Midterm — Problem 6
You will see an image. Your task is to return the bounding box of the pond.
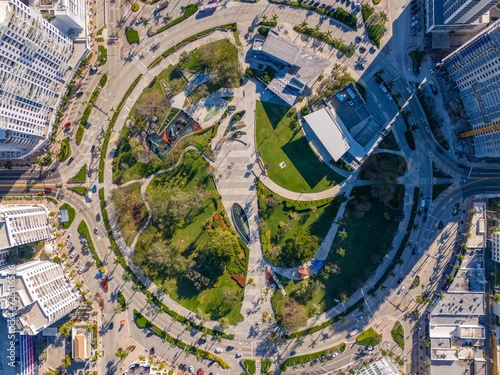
[231,203,250,242]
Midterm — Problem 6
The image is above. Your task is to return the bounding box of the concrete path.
[211,81,275,339]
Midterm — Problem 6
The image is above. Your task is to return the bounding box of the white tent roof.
[303,108,350,161]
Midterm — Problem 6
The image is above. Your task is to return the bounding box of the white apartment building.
[0,0,74,159]
[426,0,497,33]
[0,259,80,335]
[35,0,87,36]
[442,21,500,157]
[0,205,52,266]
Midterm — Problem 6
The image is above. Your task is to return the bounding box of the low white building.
[0,205,52,266]
[0,259,79,335]
[72,322,92,362]
[355,357,402,374]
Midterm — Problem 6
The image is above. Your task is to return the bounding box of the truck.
[346,87,356,99]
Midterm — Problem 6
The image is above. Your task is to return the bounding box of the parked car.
[87,169,92,178]
[349,329,358,337]
[214,348,222,354]
[92,184,97,193]
[235,353,242,358]
[397,278,403,284]
[96,214,100,222]
[397,286,406,295]
[91,145,95,154]
[90,66,98,74]
[406,86,413,94]
[67,157,74,165]
[94,228,99,235]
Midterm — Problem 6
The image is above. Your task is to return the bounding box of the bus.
[200,4,217,12]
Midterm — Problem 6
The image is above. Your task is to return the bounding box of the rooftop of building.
[431,291,484,317]
[467,201,486,249]
[252,33,331,84]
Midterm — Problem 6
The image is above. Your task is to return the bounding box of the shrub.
[148,4,198,36]
[97,45,107,66]
[125,29,140,44]
[131,2,139,11]
[258,26,270,37]
[58,138,71,162]
[99,74,108,88]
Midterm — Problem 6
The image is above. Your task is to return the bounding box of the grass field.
[69,164,87,183]
[256,101,344,193]
[272,184,404,318]
[134,151,246,325]
[112,182,148,246]
[356,328,382,346]
[391,322,405,349]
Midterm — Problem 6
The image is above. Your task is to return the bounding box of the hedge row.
[134,310,230,369]
[147,4,198,36]
[98,74,143,183]
[280,343,346,371]
[270,0,358,30]
[148,23,238,69]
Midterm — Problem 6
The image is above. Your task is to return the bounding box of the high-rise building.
[0,0,74,159]
[0,205,52,266]
[426,0,498,33]
[0,259,80,335]
[442,21,500,157]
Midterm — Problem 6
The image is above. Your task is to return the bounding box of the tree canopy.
[281,227,318,267]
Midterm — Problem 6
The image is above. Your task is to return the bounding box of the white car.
[188,366,194,373]
[397,286,406,296]
[406,86,413,94]
[355,315,364,323]
[67,234,72,239]
[215,348,222,354]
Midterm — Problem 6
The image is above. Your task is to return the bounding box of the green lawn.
[391,322,405,349]
[112,182,148,246]
[242,360,256,374]
[356,328,382,346]
[134,151,246,325]
[272,184,404,320]
[125,29,140,44]
[256,101,344,193]
[69,164,87,183]
[257,181,342,267]
[97,45,107,66]
[70,186,87,196]
[60,203,75,229]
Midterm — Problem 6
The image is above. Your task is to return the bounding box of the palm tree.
[261,14,268,23]
[393,92,402,103]
[271,14,278,24]
[336,247,346,257]
[75,281,83,289]
[324,29,332,42]
[74,70,83,79]
[138,355,146,362]
[142,17,149,26]
[412,223,420,231]
[385,80,395,91]
[375,68,384,78]
[339,315,348,323]
[379,11,388,23]
[380,285,387,291]
[338,230,348,241]
[395,258,404,266]
[313,24,321,36]
[300,20,308,31]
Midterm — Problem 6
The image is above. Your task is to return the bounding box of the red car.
[197,369,205,375]
[63,121,72,128]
